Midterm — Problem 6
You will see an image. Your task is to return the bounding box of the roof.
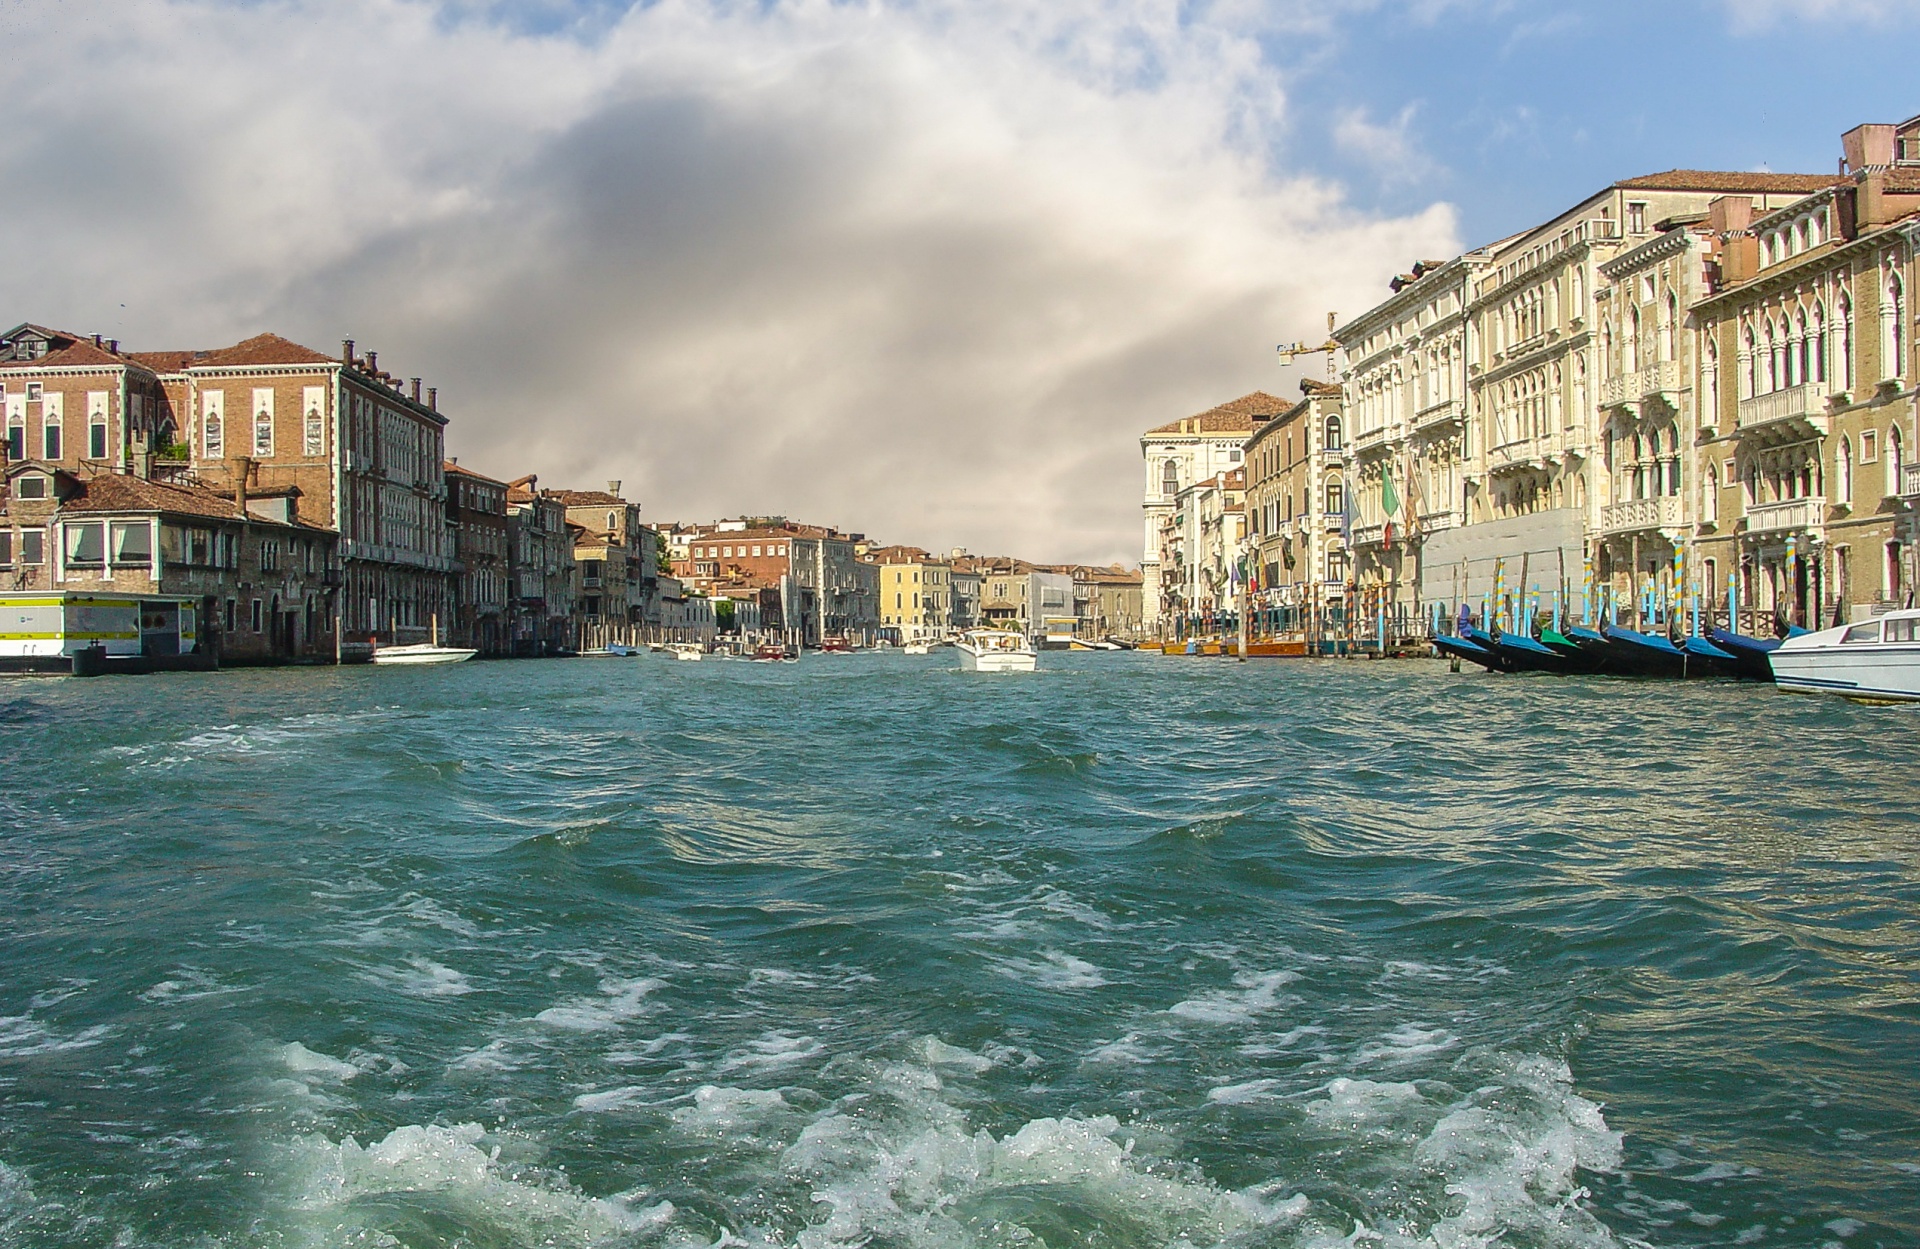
[128,351,198,373]
[1144,391,1289,436]
[545,490,629,507]
[444,461,507,486]
[51,471,319,529]
[1612,170,1844,194]
[187,333,338,368]
[0,326,145,372]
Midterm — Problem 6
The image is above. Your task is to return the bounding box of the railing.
[1744,495,1827,535]
[1599,495,1683,534]
[1416,509,1457,534]
[1412,399,1463,432]
[1598,359,1680,409]
[1322,513,1343,532]
[1350,424,1393,451]
[1737,382,1828,435]
[1903,462,1920,498]
[1350,521,1387,548]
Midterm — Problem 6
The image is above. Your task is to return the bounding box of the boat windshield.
[1885,617,1919,643]
[1842,622,1881,644]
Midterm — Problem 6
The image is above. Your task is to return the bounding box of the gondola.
[1432,632,1503,671]
[1706,625,1806,682]
[1538,627,1607,674]
[1679,635,1742,679]
[1488,629,1586,674]
[1598,624,1689,678]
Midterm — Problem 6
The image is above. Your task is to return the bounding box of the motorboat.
[372,617,476,665]
[957,628,1037,673]
[902,642,930,655]
[1769,610,1920,702]
[372,642,477,666]
[666,642,705,661]
[752,642,797,662]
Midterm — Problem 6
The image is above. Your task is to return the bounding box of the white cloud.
[1722,0,1920,30]
[0,0,1455,563]
[1332,104,1439,186]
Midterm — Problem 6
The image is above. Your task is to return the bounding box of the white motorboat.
[957,628,1037,673]
[902,642,930,655]
[1770,609,1920,702]
[666,642,705,661]
[372,642,477,666]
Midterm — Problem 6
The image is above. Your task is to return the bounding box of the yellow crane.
[1276,311,1339,375]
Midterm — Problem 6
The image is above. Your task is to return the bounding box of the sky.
[1,0,1916,564]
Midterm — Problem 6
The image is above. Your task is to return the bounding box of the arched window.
[1791,308,1807,387]
[1742,323,1758,399]
[1161,459,1179,498]
[1705,338,1720,420]
[1324,477,1344,517]
[1663,292,1678,362]
[1626,307,1640,372]
[1889,426,1905,497]
[1812,303,1827,384]
[1324,416,1343,451]
[1704,462,1719,524]
[607,511,619,532]
[1838,435,1853,504]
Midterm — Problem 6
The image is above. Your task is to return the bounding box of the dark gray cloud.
[0,0,1455,563]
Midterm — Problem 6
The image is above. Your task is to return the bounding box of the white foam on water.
[281,1043,362,1083]
[1167,970,1300,1024]
[748,968,817,987]
[361,955,475,998]
[1082,1033,1157,1065]
[671,1085,791,1130]
[1303,1077,1427,1136]
[281,1122,662,1248]
[1206,1078,1286,1104]
[1353,1024,1459,1067]
[716,1031,826,1074]
[449,1039,523,1072]
[991,951,1109,989]
[138,968,243,1004]
[534,976,665,1032]
[0,1014,110,1058]
[1239,1024,1328,1057]
[572,1085,654,1113]
[916,1036,995,1073]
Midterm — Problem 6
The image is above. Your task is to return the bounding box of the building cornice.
[1691,227,1892,317]
[1598,228,1696,280]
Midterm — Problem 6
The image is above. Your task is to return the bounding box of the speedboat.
[666,643,704,661]
[372,642,477,666]
[902,642,930,655]
[957,628,1037,672]
[1769,610,1920,702]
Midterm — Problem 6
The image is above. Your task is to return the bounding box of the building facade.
[445,462,509,654]
[1139,393,1280,631]
[1243,380,1349,640]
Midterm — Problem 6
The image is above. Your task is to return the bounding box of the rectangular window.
[1627,202,1648,234]
[111,521,152,565]
[217,532,238,568]
[26,382,42,402]
[1862,430,1878,463]
[252,388,274,456]
[5,394,22,461]
[203,390,224,457]
[42,392,62,459]
[0,531,10,565]
[225,599,236,634]
[20,530,44,564]
[64,521,105,566]
[15,474,46,500]
[250,599,263,633]
[302,386,325,456]
[260,540,280,573]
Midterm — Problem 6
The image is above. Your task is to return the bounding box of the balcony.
[1416,508,1457,535]
[1744,496,1827,536]
[1598,359,1681,410]
[1904,462,1920,499]
[1350,521,1387,548]
[1599,494,1683,535]
[1350,424,1393,452]
[1736,383,1830,443]
[1412,399,1463,435]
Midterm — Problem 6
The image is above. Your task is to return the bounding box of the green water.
[0,653,1914,1247]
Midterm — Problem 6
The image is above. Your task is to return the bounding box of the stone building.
[1,459,338,666]
[1139,393,1279,630]
[0,326,174,468]
[1690,119,1920,629]
[506,476,576,655]
[548,483,651,648]
[865,545,953,643]
[1333,250,1490,634]
[1242,379,1348,640]
[1068,565,1144,640]
[445,462,509,655]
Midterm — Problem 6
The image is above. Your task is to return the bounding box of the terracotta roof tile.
[444,461,508,486]
[187,333,338,368]
[545,490,629,507]
[57,472,321,528]
[0,339,137,370]
[1611,170,1844,194]
[1144,391,1289,436]
[128,350,197,373]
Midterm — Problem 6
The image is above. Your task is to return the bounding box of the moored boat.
[1769,610,1920,702]
[372,642,477,666]
[666,642,705,661]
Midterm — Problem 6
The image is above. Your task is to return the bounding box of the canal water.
[0,653,1914,1248]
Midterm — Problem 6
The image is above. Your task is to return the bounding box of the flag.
[1381,469,1400,518]
[1340,489,1354,543]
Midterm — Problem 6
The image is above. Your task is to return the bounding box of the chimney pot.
[427,387,437,411]
[366,350,378,374]
[92,333,101,347]
[607,480,622,496]
[108,339,117,354]
[342,339,354,365]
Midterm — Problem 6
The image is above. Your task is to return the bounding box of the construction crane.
[1276,312,1339,377]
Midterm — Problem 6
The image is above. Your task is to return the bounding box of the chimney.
[366,350,378,375]
[92,333,101,347]
[410,378,422,402]
[1843,123,1896,174]
[1706,195,1753,235]
[427,387,437,411]
[107,339,117,354]
[342,339,355,365]
[131,430,152,481]
[607,480,622,496]
[230,455,253,517]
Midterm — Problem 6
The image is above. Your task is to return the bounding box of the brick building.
[1,325,174,468]
[445,462,509,655]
